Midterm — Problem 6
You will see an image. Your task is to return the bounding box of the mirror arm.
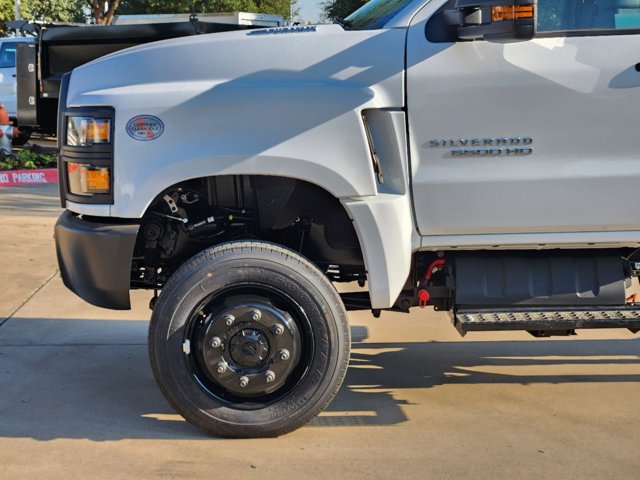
[442,0,536,42]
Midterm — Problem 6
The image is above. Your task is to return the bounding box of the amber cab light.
[491,5,534,22]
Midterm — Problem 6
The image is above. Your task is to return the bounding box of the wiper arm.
[334,17,352,30]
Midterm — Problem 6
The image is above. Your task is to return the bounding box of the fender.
[344,193,416,309]
[65,25,411,308]
[66,26,407,217]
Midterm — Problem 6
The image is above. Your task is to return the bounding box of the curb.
[0,168,58,187]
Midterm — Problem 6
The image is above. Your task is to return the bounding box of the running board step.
[453,307,640,337]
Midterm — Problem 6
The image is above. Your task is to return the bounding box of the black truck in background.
[8,15,280,137]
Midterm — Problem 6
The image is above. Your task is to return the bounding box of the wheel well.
[131,175,365,289]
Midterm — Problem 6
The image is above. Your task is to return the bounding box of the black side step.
[453,307,640,336]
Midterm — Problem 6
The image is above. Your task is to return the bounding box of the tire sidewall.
[149,244,349,436]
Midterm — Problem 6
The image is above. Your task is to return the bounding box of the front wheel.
[148,240,350,438]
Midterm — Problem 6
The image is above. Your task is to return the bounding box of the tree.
[254,0,296,21]
[321,0,364,22]
[118,0,295,22]
[22,0,86,23]
[90,1,121,24]
[1,0,299,32]
[0,0,15,35]
[1,0,87,31]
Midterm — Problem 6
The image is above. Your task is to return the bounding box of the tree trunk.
[91,0,121,25]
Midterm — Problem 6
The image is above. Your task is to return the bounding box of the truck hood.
[67,24,406,109]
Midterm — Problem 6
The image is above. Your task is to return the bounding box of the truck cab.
[54,0,640,438]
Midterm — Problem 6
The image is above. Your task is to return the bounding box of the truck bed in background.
[10,14,283,135]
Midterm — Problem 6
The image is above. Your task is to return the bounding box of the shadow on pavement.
[0,318,638,440]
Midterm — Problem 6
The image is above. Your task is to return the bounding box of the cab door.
[407,0,640,239]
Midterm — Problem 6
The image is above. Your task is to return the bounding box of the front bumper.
[55,211,140,310]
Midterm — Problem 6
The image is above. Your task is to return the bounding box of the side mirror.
[443,0,536,42]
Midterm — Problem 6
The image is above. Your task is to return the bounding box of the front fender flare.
[343,193,414,309]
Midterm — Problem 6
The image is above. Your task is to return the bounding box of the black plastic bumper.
[55,211,140,310]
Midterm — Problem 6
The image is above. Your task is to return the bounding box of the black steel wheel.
[149,240,350,437]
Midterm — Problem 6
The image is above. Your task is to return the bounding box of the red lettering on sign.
[0,168,58,187]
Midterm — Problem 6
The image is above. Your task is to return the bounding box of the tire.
[12,128,32,146]
[148,240,350,438]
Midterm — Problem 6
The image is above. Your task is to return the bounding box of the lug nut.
[265,370,275,383]
[224,314,235,326]
[251,309,262,321]
[272,324,284,336]
[239,376,249,388]
[279,349,290,361]
[211,336,222,348]
[216,362,227,374]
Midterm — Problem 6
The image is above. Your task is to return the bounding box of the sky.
[297,0,323,23]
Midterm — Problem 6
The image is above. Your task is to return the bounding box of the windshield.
[344,0,415,30]
[0,42,17,69]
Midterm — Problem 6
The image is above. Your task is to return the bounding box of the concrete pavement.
[0,185,639,479]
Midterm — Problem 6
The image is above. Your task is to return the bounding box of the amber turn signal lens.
[87,120,110,143]
[83,167,110,193]
[67,162,111,195]
[491,5,534,22]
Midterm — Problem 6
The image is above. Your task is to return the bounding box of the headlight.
[66,117,111,147]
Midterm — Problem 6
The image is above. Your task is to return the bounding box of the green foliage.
[41,155,56,167]
[256,0,298,20]
[1,0,299,30]
[22,0,87,23]
[118,0,296,21]
[16,149,39,167]
[321,0,365,21]
[0,0,86,32]
[0,149,56,170]
[0,153,18,170]
[0,0,16,34]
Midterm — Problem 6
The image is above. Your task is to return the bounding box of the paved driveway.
[1,185,638,479]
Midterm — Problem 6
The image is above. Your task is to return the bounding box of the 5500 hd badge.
[429,137,533,157]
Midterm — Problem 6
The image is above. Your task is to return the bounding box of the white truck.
[0,36,35,144]
[54,0,640,437]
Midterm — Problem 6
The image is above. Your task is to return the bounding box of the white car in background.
[0,36,34,144]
